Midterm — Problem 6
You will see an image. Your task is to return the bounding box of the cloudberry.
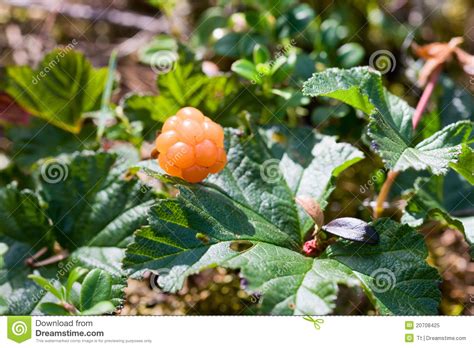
[155,107,227,183]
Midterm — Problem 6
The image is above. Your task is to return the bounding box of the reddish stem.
[29,250,69,268]
[25,247,48,267]
[374,65,444,218]
[373,170,399,218]
[412,65,442,129]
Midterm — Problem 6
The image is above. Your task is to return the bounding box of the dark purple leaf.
[322,217,379,244]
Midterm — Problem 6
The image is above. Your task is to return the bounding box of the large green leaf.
[258,126,364,209]
[0,152,153,314]
[325,219,440,314]
[207,127,363,240]
[38,151,154,250]
[125,127,440,315]
[125,195,440,315]
[302,67,473,175]
[376,120,472,175]
[3,49,107,133]
[227,219,440,315]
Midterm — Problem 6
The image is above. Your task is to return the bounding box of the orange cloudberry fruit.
[155,107,227,183]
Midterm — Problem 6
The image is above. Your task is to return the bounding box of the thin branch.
[373,170,399,218]
[29,250,69,268]
[24,246,48,267]
[412,65,442,129]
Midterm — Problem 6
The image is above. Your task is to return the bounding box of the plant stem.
[97,49,118,141]
[29,250,69,268]
[374,65,443,218]
[373,170,399,218]
[25,246,48,267]
[412,65,442,129]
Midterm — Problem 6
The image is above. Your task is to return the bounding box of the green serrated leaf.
[325,219,440,315]
[0,183,51,247]
[37,151,154,250]
[258,126,364,209]
[303,67,383,115]
[125,200,440,314]
[120,94,168,135]
[3,49,107,133]
[125,127,439,315]
[303,67,473,175]
[0,151,150,315]
[382,120,471,175]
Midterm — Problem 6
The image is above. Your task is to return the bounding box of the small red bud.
[303,239,318,256]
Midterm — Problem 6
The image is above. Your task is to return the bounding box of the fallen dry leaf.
[412,37,473,86]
